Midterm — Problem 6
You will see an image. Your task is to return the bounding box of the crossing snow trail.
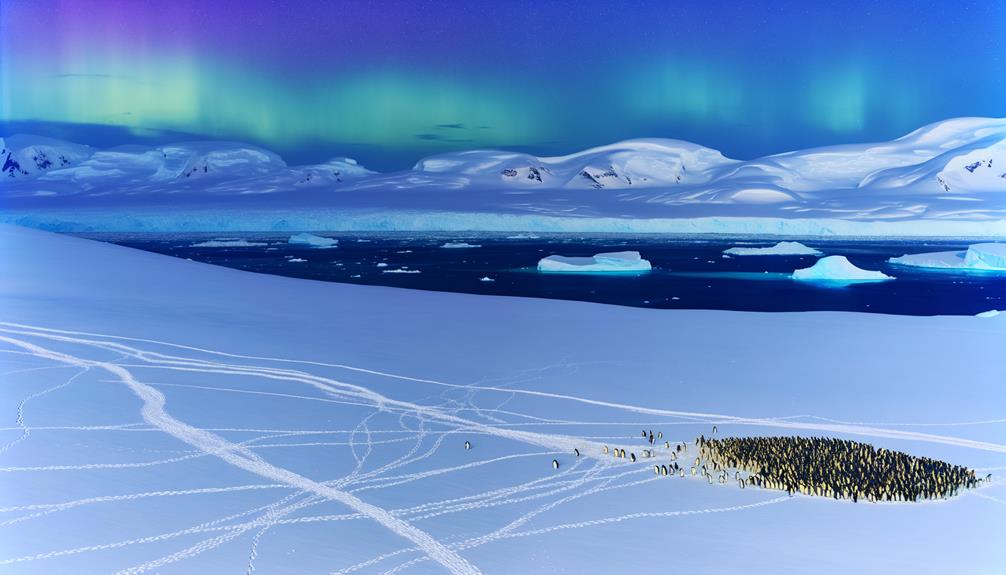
[0,334,486,575]
[3,321,1004,455]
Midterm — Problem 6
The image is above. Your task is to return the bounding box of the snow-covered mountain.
[413,139,735,190]
[1,135,92,179]
[2,117,1005,233]
[0,138,373,197]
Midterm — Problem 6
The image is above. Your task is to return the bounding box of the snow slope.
[0,225,1003,574]
[3,117,1006,234]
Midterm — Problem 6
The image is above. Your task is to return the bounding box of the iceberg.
[441,242,481,248]
[190,239,267,248]
[723,241,823,256]
[479,276,495,282]
[288,232,338,248]
[382,268,421,274]
[889,243,1006,271]
[792,256,894,282]
[538,251,652,273]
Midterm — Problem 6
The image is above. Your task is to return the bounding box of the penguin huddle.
[694,434,987,502]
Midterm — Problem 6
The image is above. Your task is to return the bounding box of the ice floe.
[538,251,652,273]
[723,241,823,256]
[890,243,1006,271]
[288,233,338,248]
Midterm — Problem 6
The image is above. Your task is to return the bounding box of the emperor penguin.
[679,469,685,477]
[603,445,609,454]
[630,452,637,463]
[712,425,718,434]
[552,459,560,470]
[464,441,471,450]
[665,441,670,449]
[642,430,647,438]
[654,465,661,475]
[661,465,668,476]
[574,448,580,457]
[657,432,663,439]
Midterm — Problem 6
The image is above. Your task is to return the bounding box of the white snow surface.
[890,243,1006,271]
[0,225,1003,574]
[792,256,894,282]
[723,241,823,256]
[5,117,1006,234]
[538,251,652,273]
[288,232,339,248]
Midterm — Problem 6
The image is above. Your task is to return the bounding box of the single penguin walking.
[574,448,580,457]
[552,459,560,470]
[464,441,471,450]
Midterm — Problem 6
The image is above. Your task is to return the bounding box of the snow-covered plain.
[0,225,1004,574]
[4,117,1006,235]
[537,251,652,273]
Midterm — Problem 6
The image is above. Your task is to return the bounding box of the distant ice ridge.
[723,241,823,256]
[976,310,1002,317]
[8,210,1006,237]
[288,232,338,248]
[441,242,481,249]
[889,243,1006,271]
[190,239,267,248]
[538,251,652,273]
[792,256,894,282]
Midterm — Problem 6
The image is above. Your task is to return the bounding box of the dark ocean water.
[78,233,1006,316]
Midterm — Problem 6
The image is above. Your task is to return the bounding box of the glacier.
[0,225,1003,574]
[792,256,894,282]
[3,117,1006,235]
[723,241,823,256]
[538,251,653,273]
[889,243,1006,271]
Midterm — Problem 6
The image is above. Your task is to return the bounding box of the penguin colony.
[696,435,987,502]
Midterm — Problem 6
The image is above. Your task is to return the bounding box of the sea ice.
[288,232,339,248]
[538,251,652,273]
[441,242,481,248]
[190,239,267,248]
[723,241,823,256]
[792,256,893,282]
[889,243,1006,271]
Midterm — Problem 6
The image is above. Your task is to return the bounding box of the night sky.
[2,0,1004,170]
